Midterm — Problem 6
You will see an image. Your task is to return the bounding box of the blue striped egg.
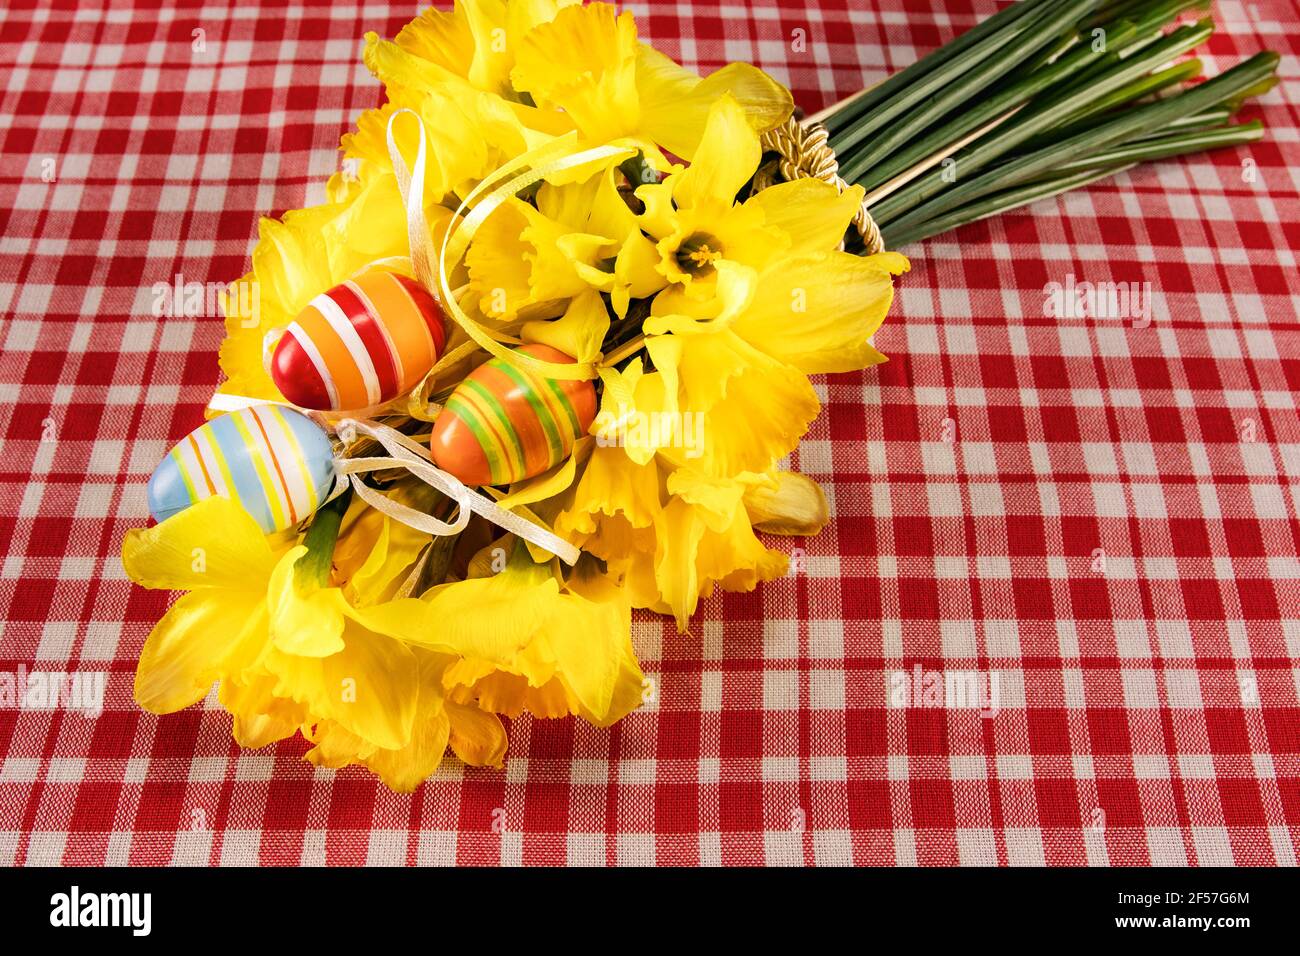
[148,406,336,534]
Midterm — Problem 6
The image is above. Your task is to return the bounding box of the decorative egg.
[270,270,446,412]
[148,406,336,534]
[430,344,597,486]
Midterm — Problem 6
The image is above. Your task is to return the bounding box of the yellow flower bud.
[743,472,829,536]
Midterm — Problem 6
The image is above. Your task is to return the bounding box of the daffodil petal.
[555,443,661,559]
[134,592,266,714]
[510,3,641,143]
[121,496,276,592]
[394,4,475,79]
[446,701,508,767]
[521,289,610,363]
[653,497,707,630]
[744,178,865,255]
[323,651,454,791]
[417,559,559,658]
[733,250,909,373]
[266,547,348,658]
[636,44,792,159]
[647,329,819,476]
[671,94,761,209]
[220,669,308,749]
[265,623,419,751]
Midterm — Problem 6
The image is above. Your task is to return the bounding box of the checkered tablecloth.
[1,0,1298,867]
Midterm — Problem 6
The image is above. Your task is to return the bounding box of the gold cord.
[754,115,885,255]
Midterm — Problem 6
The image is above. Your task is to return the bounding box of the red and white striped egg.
[270,270,446,412]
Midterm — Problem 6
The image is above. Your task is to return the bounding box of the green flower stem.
[827,0,1071,157]
[884,117,1262,248]
[882,163,1136,248]
[1222,73,1280,111]
[1021,58,1204,150]
[1087,0,1210,33]
[1133,107,1232,138]
[837,0,1100,188]
[1048,121,1264,174]
[878,51,1277,234]
[866,21,1221,225]
[295,485,352,589]
[847,19,1140,193]
[1073,57,1204,122]
[822,0,1050,136]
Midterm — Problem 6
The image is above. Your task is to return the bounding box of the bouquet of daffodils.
[123,0,1273,791]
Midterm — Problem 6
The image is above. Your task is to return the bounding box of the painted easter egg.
[148,405,336,534]
[430,344,597,486]
[270,270,446,412]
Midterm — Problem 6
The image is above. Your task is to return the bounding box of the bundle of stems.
[819,0,1278,248]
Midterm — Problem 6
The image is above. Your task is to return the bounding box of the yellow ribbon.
[386,108,633,383]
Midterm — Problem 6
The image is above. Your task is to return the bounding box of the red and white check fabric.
[1,0,1297,867]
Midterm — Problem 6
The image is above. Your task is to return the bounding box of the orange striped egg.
[270,270,446,412]
[430,344,597,486]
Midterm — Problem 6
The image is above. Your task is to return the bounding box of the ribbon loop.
[336,418,580,565]
[336,457,472,538]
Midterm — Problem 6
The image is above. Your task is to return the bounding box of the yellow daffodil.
[382,0,580,102]
[537,168,667,317]
[553,448,788,630]
[607,94,909,478]
[634,94,787,291]
[521,289,610,364]
[468,162,667,321]
[365,0,790,162]
[638,324,821,477]
[305,648,507,790]
[121,495,507,792]
[554,441,661,559]
[331,479,441,606]
[123,496,287,715]
[511,1,792,156]
[344,73,561,206]
[403,542,645,726]
[466,196,609,321]
[655,233,909,374]
[639,469,789,629]
[636,93,908,310]
[743,470,830,536]
[636,247,907,476]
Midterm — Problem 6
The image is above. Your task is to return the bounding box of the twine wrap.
[754,115,884,255]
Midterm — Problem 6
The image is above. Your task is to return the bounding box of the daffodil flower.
[121,495,509,792]
[485,0,790,156]
[466,165,667,321]
[403,542,646,726]
[554,439,662,559]
[554,455,788,630]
